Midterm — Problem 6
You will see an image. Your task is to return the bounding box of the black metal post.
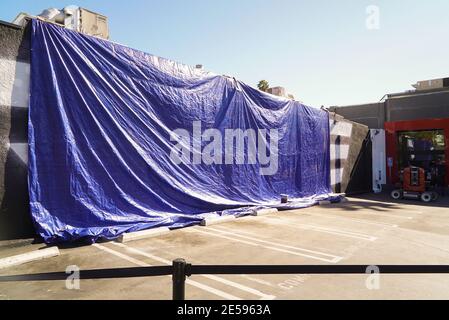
[172,258,188,300]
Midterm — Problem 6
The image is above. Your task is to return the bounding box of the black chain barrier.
[1,261,448,300]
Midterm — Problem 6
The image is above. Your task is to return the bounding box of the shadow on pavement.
[344,192,449,210]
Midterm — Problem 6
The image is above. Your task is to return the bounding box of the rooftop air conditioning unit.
[412,78,449,91]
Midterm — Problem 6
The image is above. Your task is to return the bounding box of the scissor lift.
[391,166,438,202]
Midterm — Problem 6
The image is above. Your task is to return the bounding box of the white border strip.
[0,59,30,109]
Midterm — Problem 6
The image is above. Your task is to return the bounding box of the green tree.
[257,80,269,92]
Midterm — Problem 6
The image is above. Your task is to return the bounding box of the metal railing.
[1,260,448,300]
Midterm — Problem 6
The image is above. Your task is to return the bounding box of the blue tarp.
[29,20,331,243]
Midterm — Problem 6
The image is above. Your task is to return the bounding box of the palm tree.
[257,80,269,92]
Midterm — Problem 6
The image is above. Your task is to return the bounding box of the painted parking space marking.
[93,243,242,300]
[93,243,148,266]
[188,227,342,263]
[239,275,276,287]
[111,242,275,300]
[207,227,344,263]
[336,211,413,220]
[261,216,377,241]
[311,213,399,228]
[115,239,278,294]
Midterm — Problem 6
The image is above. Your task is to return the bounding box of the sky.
[1,0,449,107]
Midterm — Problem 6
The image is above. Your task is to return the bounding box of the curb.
[0,247,60,270]
[200,215,236,226]
[118,227,171,243]
[251,208,278,216]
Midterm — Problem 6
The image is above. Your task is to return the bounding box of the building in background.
[267,86,295,100]
[12,5,109,40]
[329,78,449,193]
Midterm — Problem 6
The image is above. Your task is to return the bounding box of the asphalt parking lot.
[1,193,449,300]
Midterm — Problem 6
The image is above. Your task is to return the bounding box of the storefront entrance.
[397,129,446,188]
[385,118,449,189]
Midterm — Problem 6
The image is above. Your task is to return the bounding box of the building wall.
[385,93,449,190]
[330,88,449,192]
[386,91,449,122]
[328,102,385,129]
[330,89,449,129]
[0,21,33,240]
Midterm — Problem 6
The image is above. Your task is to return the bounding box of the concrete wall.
[0,21,33,240]
[329,113,371,194]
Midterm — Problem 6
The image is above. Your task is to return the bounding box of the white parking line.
[240,275,276,287]
[356,199,425,212]
[188,227,342,263]
[349,211,413,220]
[111,242,275,300]
[92,243,242,300]
[93,243,148,266]
[311,213,398,228]
[261,216,377,241]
